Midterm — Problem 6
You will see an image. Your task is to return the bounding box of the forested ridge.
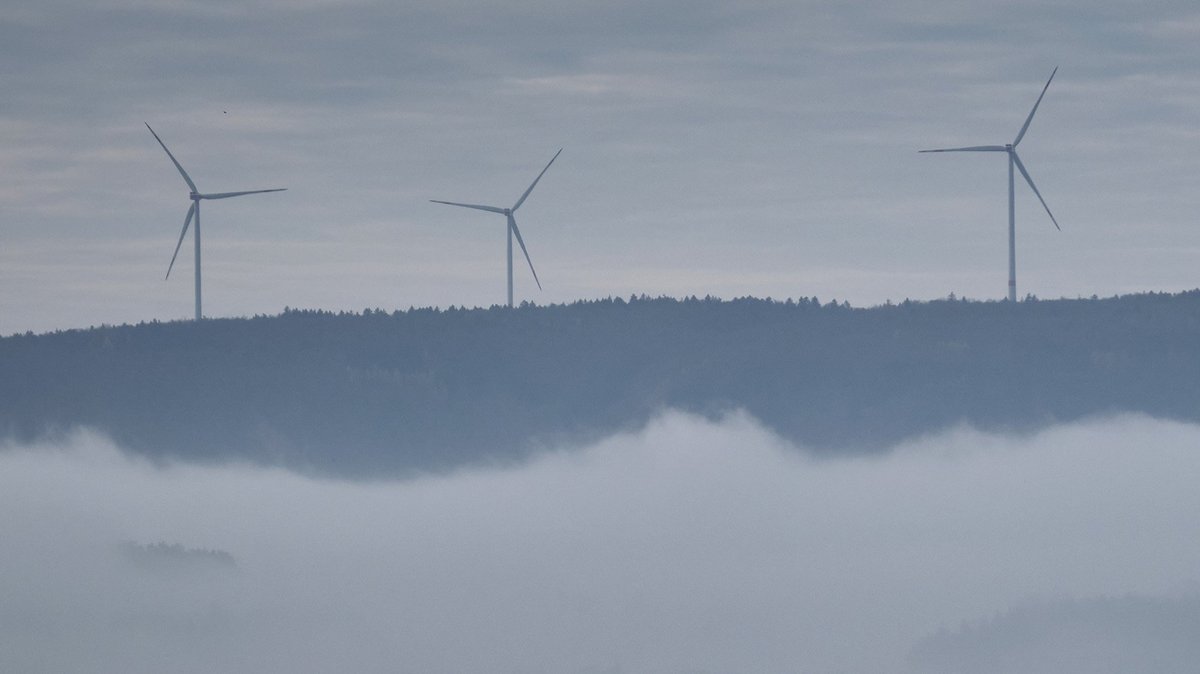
[3,292,1199,477]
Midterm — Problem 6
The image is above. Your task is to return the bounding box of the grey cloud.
[6,1,1200,331]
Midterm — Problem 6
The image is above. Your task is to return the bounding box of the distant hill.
[3,292,1199,477]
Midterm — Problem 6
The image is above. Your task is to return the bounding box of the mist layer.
[2,412,1198,673]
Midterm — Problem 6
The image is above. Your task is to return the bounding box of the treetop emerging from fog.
[3,291,1199,477]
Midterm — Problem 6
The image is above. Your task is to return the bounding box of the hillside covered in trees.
[2,292,1199,477]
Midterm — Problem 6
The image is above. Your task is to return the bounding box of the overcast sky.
[3,0,1200,333]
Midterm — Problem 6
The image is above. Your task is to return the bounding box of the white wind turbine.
[146,123,286,321]
[432,149,561,308]
[921,68,1061,302]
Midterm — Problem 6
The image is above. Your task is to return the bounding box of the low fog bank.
[2,413,1198,673]
[909,594,1200,674]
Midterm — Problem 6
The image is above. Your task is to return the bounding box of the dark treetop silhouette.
[3,292,1199,477]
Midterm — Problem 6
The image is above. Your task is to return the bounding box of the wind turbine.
[146,123,286,321]
[432,149,561,308]
[921,68,1061,302]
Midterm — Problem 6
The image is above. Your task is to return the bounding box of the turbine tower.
[146,123,286,320]
[432,149,561,308]
[921,68,1061,302]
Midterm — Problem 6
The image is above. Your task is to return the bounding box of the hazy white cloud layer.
[4,1,1200,333]
[2,412,1198,673]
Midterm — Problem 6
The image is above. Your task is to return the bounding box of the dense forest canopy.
[3,292,1199,477]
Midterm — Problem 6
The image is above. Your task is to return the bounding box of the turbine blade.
[512,148,562,212]
[429,200,507,214]
[919,145,1007,153]
[145,123,198,193]
[166,202,196,279]
[202,188,287,200]
[1013,66,1057,147]
[1012,151,1060,230]
[508,214,541,291]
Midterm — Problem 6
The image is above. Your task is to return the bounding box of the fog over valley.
[2,412,1198,673]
